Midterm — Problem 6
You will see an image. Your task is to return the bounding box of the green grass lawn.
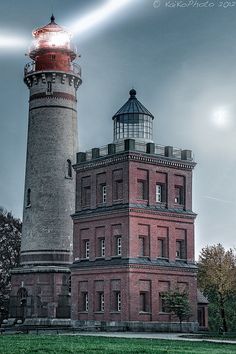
[181,334,236,341]
[0,335,235,354]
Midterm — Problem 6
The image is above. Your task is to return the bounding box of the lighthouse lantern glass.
[33,31,71,50]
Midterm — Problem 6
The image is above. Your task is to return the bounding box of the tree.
[162,289,191,331]
[198,244,236,332]
[0,208,21,323]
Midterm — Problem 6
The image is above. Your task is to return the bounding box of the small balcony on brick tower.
[71,89,199,332]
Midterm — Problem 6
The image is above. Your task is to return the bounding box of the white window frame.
[116,236,121,256]
[85,240,90,259]
[156,184,162,202]
[102,185,107,203]
[174,186,184,205]
[100,238,105,257]
[117,292,121,312]
[100,292,105,312]
[176,240,182,258]
[84,293,88,312]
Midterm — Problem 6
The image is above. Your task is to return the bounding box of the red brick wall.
[72,152,196,323]
[71,266,197,322]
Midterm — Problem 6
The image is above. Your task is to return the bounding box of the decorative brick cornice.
[73,151,196,172]
[71,258,198,273]
[30,91,76,102]
[72,204,196,221]
[11,265,71,274]
[24,71,81,89]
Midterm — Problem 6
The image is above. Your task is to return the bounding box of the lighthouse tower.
[9,16,81,323]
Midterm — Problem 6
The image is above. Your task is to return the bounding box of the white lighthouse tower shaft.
[22,61,80,266]
[9,16,81,322]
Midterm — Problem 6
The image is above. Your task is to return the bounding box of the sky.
[0,0,236,257]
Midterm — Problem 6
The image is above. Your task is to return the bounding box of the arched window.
[17,287,28,306]
[26,188,31,207]
[67,159,72,178]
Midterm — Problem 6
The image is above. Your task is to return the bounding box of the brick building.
[71,89,200,331]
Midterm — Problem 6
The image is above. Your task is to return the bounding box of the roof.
[33,14,67,37]
[197,289,209,304]
[112,89,154,120]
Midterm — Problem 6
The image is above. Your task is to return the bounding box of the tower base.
[9,266,71,321]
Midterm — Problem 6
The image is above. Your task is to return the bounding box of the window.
[82,186,91,207]
[17,287,28,307]
[116,236,122,256]
[176,240,186,259]
[46,81,52,94]
[116,292,121,312]
[98,292,104,312]
[26,188,31,207]
[82,292,88,312]
[68,276,71,294]
[137,180,147,200]
[158,238,166,258]
[174,186,184,205]
[67,159,72,178]
[156,184,166,203]
[156,184,162,202]
[139,292,149,312]
[84,240,89,259]
[139,236,149,257]
[102,184,107,203]
[159,293,167,313]
[139,237,145,257]
[51,54,56,61]
[114,180,123,200]
[100,238,105,257]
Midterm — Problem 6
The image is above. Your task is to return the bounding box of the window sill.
[110,311,121,314]
[81,205,91,210]
[157,257,169,261]
[174,204,185,209]
[113,199,123,203]
[159,312,171,315]
[65,176,73,180]
[138,256,150,260]
[80,258,90,261]
[97,203,107,208]
[176,258,187,262]
[78,311,88,314]
[25,205,31,209]
[155,202,167,208]
[94,311,104,314]
[139,311,151,315]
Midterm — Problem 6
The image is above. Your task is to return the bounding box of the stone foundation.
[9,266,71,320]
[71,320,199,333]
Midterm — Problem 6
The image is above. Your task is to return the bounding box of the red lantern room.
[28,15,77,73]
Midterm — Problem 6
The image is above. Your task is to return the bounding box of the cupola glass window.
[113,89,154,143]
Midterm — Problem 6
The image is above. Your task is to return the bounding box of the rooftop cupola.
[112,89,154,143]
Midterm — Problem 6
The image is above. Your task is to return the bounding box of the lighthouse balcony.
[24,61,81,78]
